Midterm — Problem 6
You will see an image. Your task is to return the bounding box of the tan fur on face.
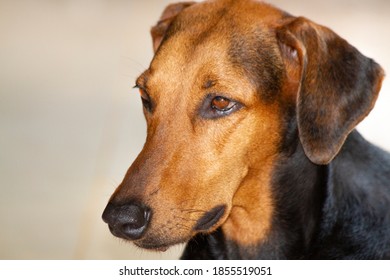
[222,168,274,245]
[220,96,280,247]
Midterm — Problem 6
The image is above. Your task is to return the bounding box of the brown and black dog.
[102,0,390,259]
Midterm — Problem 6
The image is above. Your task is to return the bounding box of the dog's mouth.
[132,204,227,251]
[194,205,226,231]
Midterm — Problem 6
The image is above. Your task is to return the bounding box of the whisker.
[177,198,198,205]
[173,215,199,222]
[179,208,207,214]
[175,223,192,231]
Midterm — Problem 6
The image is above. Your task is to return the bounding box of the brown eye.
[211,96,234,111]
[138,88,147,99]
[137,87,153,112]
[199,94,242,119]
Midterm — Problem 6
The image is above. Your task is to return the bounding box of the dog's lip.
[194,204,226,231]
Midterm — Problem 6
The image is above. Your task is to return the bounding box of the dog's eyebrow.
[135,72,149,89]
[202,79,217,90]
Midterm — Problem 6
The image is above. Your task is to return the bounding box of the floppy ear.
[277,17,385,165]
[151,2,196,53]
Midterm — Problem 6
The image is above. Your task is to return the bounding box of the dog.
[102,0,390,259]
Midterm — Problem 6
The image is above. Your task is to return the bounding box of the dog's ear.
[277,17,384,165]
[151,2,196,53]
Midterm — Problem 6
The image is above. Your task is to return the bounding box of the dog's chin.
[133,236,186,252]
[134,241,170,252]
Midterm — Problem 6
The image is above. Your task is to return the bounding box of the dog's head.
[103,0,384,251]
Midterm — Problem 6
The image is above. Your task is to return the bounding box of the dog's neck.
[264,141,328,259]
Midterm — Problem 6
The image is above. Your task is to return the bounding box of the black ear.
[277,17,385,164]
[150,2,196,53]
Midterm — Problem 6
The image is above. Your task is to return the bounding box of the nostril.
[120,206,151,239]
[122,223,137,233]
[102,202,151,240]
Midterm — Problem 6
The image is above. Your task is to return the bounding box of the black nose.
[102,202,151,240]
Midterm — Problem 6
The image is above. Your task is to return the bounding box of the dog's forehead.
[162,0,286,49]
[147,0,287,97]
[179,0,287,28]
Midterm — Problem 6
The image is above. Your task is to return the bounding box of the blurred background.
[0,0,389,259]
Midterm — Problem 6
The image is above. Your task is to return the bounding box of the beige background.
[1,0,389,259]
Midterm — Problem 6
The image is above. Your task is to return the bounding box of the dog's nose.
[102,202,151,240]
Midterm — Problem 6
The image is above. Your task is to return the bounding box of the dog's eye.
[211,96,235,112]
[199,94,242,119]
[137,87,153,112]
